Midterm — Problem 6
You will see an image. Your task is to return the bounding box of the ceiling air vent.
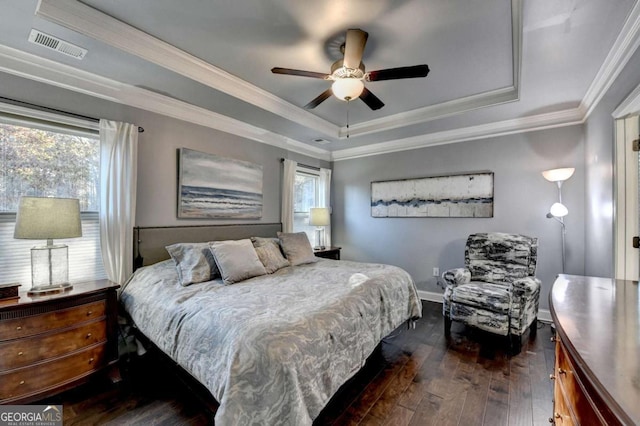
[312,138,331,145]
[28,29,87,60]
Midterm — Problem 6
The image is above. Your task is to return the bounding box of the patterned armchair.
[442,232,541,354]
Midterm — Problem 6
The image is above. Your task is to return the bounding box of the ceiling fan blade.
[367,64,430,81]
[304,88,333,109]
[271,67,329,79]
[343,29,368,69]
[359,87,384,110]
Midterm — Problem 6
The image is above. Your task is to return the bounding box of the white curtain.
[281,159,297,233]
[99,119,138,285]
[319,167,332,247]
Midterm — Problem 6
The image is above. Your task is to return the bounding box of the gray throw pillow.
[251,237,289,273]
[209,239,267,284]
[166,242,220,286]
[277,232,318,266]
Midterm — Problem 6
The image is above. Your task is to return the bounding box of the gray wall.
[0,72,328,228]
[332,125,586,310]
[584,47,640,278]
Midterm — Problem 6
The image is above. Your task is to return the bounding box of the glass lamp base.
[28,282,73,296]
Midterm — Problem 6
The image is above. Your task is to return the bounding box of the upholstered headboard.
[134,223,282,268]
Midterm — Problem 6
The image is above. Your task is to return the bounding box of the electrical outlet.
[433,267,440,276]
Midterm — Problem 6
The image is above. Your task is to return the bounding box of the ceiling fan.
[271,28,429,111]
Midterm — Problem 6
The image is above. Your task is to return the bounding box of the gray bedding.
[120,258,422,425]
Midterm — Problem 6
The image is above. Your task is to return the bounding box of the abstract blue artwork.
[371,172,493,218]
[178,148,263,218]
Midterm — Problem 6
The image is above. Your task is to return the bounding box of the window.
[0,119,105,285]
[293,167,320,245]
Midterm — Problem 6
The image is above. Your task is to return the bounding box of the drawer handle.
[17,351,23,356]
[19,380,25,385]
[16,326,22,331]
[550,336,556,343]
[558,368,567,376]
[89,357,94,364]
[86,333,92,339]
[549,374,556,380]
[87,311,93,316]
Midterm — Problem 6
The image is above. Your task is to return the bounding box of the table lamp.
[309,207,330,250]
[14,197,82,295]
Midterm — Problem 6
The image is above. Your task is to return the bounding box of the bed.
[120,224,422,425]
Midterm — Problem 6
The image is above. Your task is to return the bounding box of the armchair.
[442,232,541,354]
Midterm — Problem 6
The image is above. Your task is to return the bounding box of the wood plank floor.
[47,301,555,425]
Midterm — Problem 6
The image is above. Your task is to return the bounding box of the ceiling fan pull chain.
[346,100,350,139]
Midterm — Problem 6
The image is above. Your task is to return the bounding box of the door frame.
[613,85,640,280]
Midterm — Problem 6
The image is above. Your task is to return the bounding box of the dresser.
[0,280,120,404]
[549,274,640,425]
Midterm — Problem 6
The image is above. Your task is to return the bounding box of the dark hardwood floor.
[46,301,555,425]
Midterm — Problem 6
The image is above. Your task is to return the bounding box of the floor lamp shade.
[14,197,82,292]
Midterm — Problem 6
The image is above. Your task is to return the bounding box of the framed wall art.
[178,148,263,219]
[371,172,493,218]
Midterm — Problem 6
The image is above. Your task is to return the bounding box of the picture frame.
[371,172,494,218]
[178,148,263,219]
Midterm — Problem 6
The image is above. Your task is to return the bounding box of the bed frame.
[133,223,282,269]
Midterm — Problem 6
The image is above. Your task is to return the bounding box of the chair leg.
[509,334,522,355]
[529,317,538,339]
[444,316,452,337]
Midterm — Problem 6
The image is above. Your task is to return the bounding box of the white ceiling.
[0,0,637,160]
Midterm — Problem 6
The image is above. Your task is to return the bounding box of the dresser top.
[550,274,640,424]
[0,279,119,311]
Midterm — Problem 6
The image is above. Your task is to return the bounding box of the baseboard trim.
[417,290,552,323]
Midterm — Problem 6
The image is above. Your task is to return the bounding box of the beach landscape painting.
[178,148,263,218]
[371,172,493,218]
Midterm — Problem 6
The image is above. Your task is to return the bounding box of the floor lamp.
[542,167,574,273]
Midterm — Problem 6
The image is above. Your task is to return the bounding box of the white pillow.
[209,239,267,284]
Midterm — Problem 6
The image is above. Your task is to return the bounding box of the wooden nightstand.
[0,279,120,404]
[314,246,342,260]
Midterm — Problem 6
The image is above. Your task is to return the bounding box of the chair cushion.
[451,281,511,314]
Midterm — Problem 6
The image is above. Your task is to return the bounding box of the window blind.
[0,216,106,286]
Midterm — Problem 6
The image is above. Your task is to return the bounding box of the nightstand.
[0,279,120,404]
[314,246,342,260]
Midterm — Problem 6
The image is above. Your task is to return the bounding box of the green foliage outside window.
[0,123,99,212]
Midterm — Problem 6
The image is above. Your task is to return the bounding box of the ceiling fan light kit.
[272,28,429,111]
[332,78,364,101]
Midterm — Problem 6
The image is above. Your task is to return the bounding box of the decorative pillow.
[166,242,219,286]
[251,237,289,273]
[277,232,318,266]
[209,239,267,285]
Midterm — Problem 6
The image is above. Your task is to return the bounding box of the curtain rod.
[280,158,320,171]
[0,96,144,133]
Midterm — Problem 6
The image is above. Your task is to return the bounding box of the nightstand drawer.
[0,320,107,371]
[0,300,106,340]
[0,343,107,402]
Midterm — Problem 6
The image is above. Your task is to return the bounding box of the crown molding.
[613,79,640,118]
[580,0,640,119]
[0,44,331,161]
[340,87,518,138]
[35,0,339,139]
[331,108,584,161]
[37,0,522,139]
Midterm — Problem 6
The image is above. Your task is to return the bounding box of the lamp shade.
[309,207,330,226]
[542,167,575,182]
[14,197,82,240]
[332,78,364,101]
[549,202,569,218]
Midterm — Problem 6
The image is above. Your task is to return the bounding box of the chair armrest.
[511,276,541,297]
[442,268,471,288]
